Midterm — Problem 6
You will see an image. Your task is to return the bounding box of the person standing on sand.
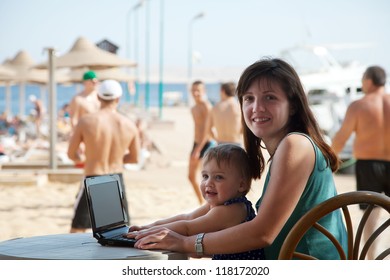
[331,65,390,259]
[67,80,140,233]
[188,80,216,205]
[198,82,242,146]
[29,95,44,138]
[68,71,100,129]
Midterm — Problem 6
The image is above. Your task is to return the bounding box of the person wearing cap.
[67,79,141,233]
[29,94,44,138]
[68,70,100,129]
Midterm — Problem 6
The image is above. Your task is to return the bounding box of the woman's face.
[241,79,291,144]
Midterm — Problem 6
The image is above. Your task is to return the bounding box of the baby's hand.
[129,225,147,232]
[123,228,151,239]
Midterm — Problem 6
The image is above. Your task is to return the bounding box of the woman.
[126,58,347,259]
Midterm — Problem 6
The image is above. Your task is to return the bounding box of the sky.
[1,0,390,82]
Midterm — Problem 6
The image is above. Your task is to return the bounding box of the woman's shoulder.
[281,132,314,152]
[274,133,316,171]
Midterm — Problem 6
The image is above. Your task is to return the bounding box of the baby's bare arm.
[128,204,210,232]
[160,203,245,236]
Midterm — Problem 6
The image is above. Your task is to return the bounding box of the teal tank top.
[255,133,348,259]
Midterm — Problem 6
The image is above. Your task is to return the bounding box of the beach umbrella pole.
[6,83,11,117]
[46,48,57,169]
[19,82,25,117]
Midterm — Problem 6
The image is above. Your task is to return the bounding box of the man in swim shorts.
[67,80,140,233]
[188,80,215,204]
[331,65,390,259]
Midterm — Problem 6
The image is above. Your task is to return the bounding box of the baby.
[127,143,264,260]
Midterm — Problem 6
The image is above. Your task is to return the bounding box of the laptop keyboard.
[112,234,135,242]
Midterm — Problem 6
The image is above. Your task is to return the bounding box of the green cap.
[82,70,97,81]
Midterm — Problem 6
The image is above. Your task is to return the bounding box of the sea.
[0,82,222,117]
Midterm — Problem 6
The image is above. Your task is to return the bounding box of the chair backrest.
[278,191,390,260]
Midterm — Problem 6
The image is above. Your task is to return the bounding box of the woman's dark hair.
[236,57,339,179]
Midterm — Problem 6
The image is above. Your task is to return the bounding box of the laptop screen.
[89,180,125,229]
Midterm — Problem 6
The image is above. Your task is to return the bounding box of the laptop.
[84,174,136,247]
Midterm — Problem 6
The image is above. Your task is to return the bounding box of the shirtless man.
[67,79,140,233]
[203,82,242,145]
[331,65,390,259]
[68,71,100,129]
[188,80,215,204]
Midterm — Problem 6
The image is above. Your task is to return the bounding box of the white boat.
[281,44,369,172]
[163,91,183,106]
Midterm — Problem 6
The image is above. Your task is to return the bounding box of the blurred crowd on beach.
[0,99,72,164]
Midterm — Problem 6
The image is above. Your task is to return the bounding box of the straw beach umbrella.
[34,36,137,109]
[4,51,72,117]
[36,37,137,69]
[66,67,134,83]
[0,64,15,80]
[5,50,47,83]
[3,50,49,117]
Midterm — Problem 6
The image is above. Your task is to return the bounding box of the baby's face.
[200,159,246,207]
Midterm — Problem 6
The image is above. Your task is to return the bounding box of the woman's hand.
[124,227,189,253]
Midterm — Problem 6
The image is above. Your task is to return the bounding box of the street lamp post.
[126,8,131,60]
[134,2,143,106]
[144,0,151,111]
[158,0,164,119]
[126,0,144,105]
[187,12,205,88]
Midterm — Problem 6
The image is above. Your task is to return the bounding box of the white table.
[0,233,187,260]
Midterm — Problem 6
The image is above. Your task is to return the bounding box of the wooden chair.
[278,191,390,260]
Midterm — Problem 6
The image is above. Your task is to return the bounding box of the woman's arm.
[132,134,315,255]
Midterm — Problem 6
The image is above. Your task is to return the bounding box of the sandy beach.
[0,106,388,259]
